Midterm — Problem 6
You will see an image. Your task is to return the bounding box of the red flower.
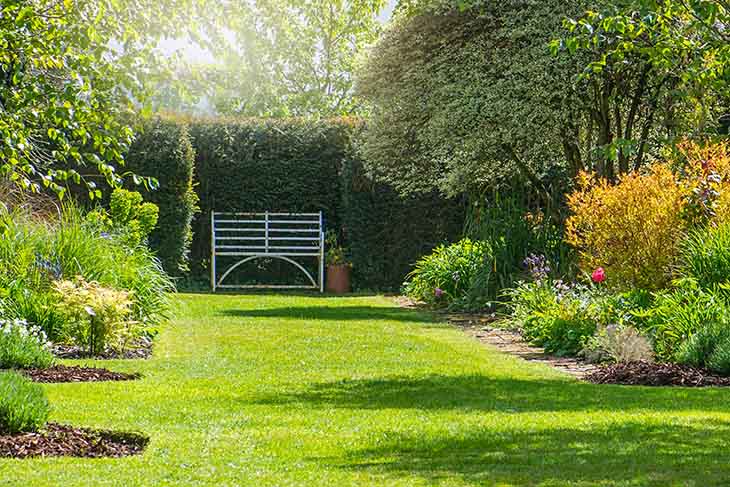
[592,267,606,284]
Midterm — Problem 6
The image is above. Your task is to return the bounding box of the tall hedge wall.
[127,116,464,290]
[341,158,464,290]
[188,118,347,276]
[124,118,198,277]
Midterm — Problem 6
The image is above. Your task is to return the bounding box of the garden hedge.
[124,118,198,277]
[127,116,464,290]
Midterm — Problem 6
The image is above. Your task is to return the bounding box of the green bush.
[0,371,49,434]
[403,239,491,308]
[0,204,173,341]
[679,223,730,289]
[505,281,652,357]
[124,117,198,277]
[54,277,137,356]
[0,319,54,369]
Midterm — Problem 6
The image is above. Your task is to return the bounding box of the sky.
[160,0,398,65]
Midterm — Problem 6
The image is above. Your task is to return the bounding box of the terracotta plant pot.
[326,264,351,294]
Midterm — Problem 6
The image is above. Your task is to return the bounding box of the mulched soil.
[51,336,153,360]
[20,365,141,383]
[0,423,148,459]
[585,361,730,387]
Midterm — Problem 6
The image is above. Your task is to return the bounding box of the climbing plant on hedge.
[124,118,198,276]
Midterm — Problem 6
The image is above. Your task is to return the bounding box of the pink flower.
[434,288,444,298]
[592,267,606,284]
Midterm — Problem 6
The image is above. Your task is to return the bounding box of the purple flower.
[434,288,444,298]
[523,253,550,282]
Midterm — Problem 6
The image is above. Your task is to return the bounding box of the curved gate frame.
[211,211,325,292]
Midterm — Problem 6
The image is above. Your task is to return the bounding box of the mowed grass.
[3,293,730,486]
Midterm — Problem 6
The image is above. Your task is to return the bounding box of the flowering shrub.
[0,371,49,434]
[403,239,492,308]
[566,165,687,290]
[54,277,137,356]
[0,319,54,369]
[0,205,173,341]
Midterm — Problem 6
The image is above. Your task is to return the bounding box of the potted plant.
[325,231,351,294]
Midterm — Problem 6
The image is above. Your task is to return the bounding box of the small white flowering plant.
[0,318,54,369]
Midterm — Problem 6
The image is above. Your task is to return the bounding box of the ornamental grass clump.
[0,319,54,369]
[0,371,50,434]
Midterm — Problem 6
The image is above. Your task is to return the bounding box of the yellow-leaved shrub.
[565,164,688,290]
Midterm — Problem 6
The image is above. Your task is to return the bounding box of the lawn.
[2,293,730,486]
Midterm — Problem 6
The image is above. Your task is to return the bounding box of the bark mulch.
[0,423,148,458]
[586,361,730,387]
[20,365,141,383]
[51,336,153,360]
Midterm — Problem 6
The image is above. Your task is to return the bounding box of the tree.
[209,0,386,117]
[356,0,595,200]
[0,0,211,197]
[553,0,730,179]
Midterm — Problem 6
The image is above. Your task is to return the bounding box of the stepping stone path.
[448,314,599,379]
[395,297,597,378]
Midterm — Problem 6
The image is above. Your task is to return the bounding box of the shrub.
[673,140,730,225]
[0,319,54,369]
[0,371,50,434]
[566,165,687,290]
[403,239,492,308]
[87,189,160,250]
[678,223,730,289]
[54,277,136,356]
[582,324,654,364]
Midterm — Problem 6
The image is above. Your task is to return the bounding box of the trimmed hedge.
[341,159,464,290]
[188,117,346,279]
[127,116,464,290]
[124,118,198,277]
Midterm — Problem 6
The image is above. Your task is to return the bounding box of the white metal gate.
[210,211,325,292]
